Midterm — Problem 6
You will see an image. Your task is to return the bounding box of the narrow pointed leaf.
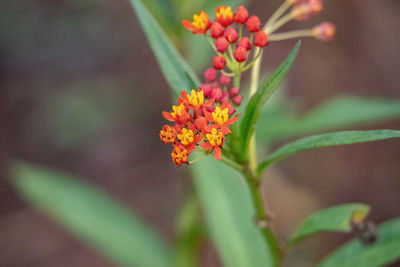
[10,161,170,267]
[317,218,400,267]
[191,157,276,267]
[258,129,400,173]
[240,41,300,160]
[258,97,400,142]
[129,0,200,97]
[289,204,370,247]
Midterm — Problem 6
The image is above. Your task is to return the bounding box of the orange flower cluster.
[160,89,240,166]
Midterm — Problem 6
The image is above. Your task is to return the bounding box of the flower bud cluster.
[183,6,269,74]
[202,68,243,108]
[160,87,240,166]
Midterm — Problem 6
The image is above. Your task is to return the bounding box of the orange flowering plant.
[9,1,400,267]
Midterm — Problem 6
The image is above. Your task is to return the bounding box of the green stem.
[265,0,292,30]
[269,29,312,41]
[220,154,243,172]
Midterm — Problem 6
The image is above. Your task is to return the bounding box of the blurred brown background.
[0,0,399,266]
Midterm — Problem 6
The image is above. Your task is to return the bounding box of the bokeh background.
[1,0,399,266]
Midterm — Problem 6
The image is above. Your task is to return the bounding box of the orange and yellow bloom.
[182,11,212,35]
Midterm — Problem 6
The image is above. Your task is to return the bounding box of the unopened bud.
[238,37,251,51]
[194,116,208,131]
[246,16,260,32]
[219,74,231,85]
[211,87,223,101]
[224,27,238,43]
[210,22,224,38]
[201,83,212,98]
[204,68,216,82]
[227,103,235,116]
[230,87,239,97]
[221,92,230,102]
[233,47,247,62]
[312,22,336,41]
[213,55,226,70]
[216,37,229,53]
[234,6,248,24]
[254,30,268,47]
[232,95,243,106]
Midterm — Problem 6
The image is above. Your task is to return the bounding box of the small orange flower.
[180,89,214,111]
[216,6,234,27]
[171,144,189,166]
[182,11,212,35]
[312,22,336,41]
[177,122,202,153]
[200,128,225,160]
[204,102,240,134]
[160,125,177,144]
[163,103,191,125]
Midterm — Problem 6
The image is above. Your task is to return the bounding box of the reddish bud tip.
[213,55,226,70]
[254,30,268,47]
[221,92,230,103]
[227,103,235,116]
[312,22,336,41]
[232,95,243,106]
[210,22,224,38]
[246,16,260,32]
[233,47,247,62]
[238,37,251,51]
[204,68,216,82]
[216,37,229,53]
[211,87,223,101]
[224,27,238,43]
[194,116,208,131]
[219,74,231,86]
[229,87,239,97]
[234,6,248,24]
[201,83,212,98]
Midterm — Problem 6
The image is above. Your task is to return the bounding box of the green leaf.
[191,157,276,267]
[289,204,370,247]
[10,161,171,267]
[129,0,200,97]
[239,41,301,160]
[257,97,400,142]
[317,218,400,267]
[258,129,400,174]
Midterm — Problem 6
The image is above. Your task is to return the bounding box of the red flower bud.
[230,87,239,97]
[227,103,235,116]
[213,55,226,70]
[204,68,216,82]
[201,83,212,98]
[234,6,248,24]
[246,16,260,32]
[211,87,223,101]
[194,116,208,131]
[233,47,247,62]
[206,105,215,112]
[216,37,229,53]
[312,22,336,42]
[232,95,243,106]
[238,37,251,51]
[224,27,238,43]
[221,92,230,103]
[254,30,268,47]
[210,22,224,38]
[219,74,231,85]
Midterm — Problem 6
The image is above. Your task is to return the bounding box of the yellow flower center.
[187,89,204,109]
[160,126,176,143]
[192,12,208,30]
[216,6,233,20]
[172,147,188,165]
[171,103,186,118]
[212,106,229,125]
[206,128,224,146]
[177,128,195,145]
